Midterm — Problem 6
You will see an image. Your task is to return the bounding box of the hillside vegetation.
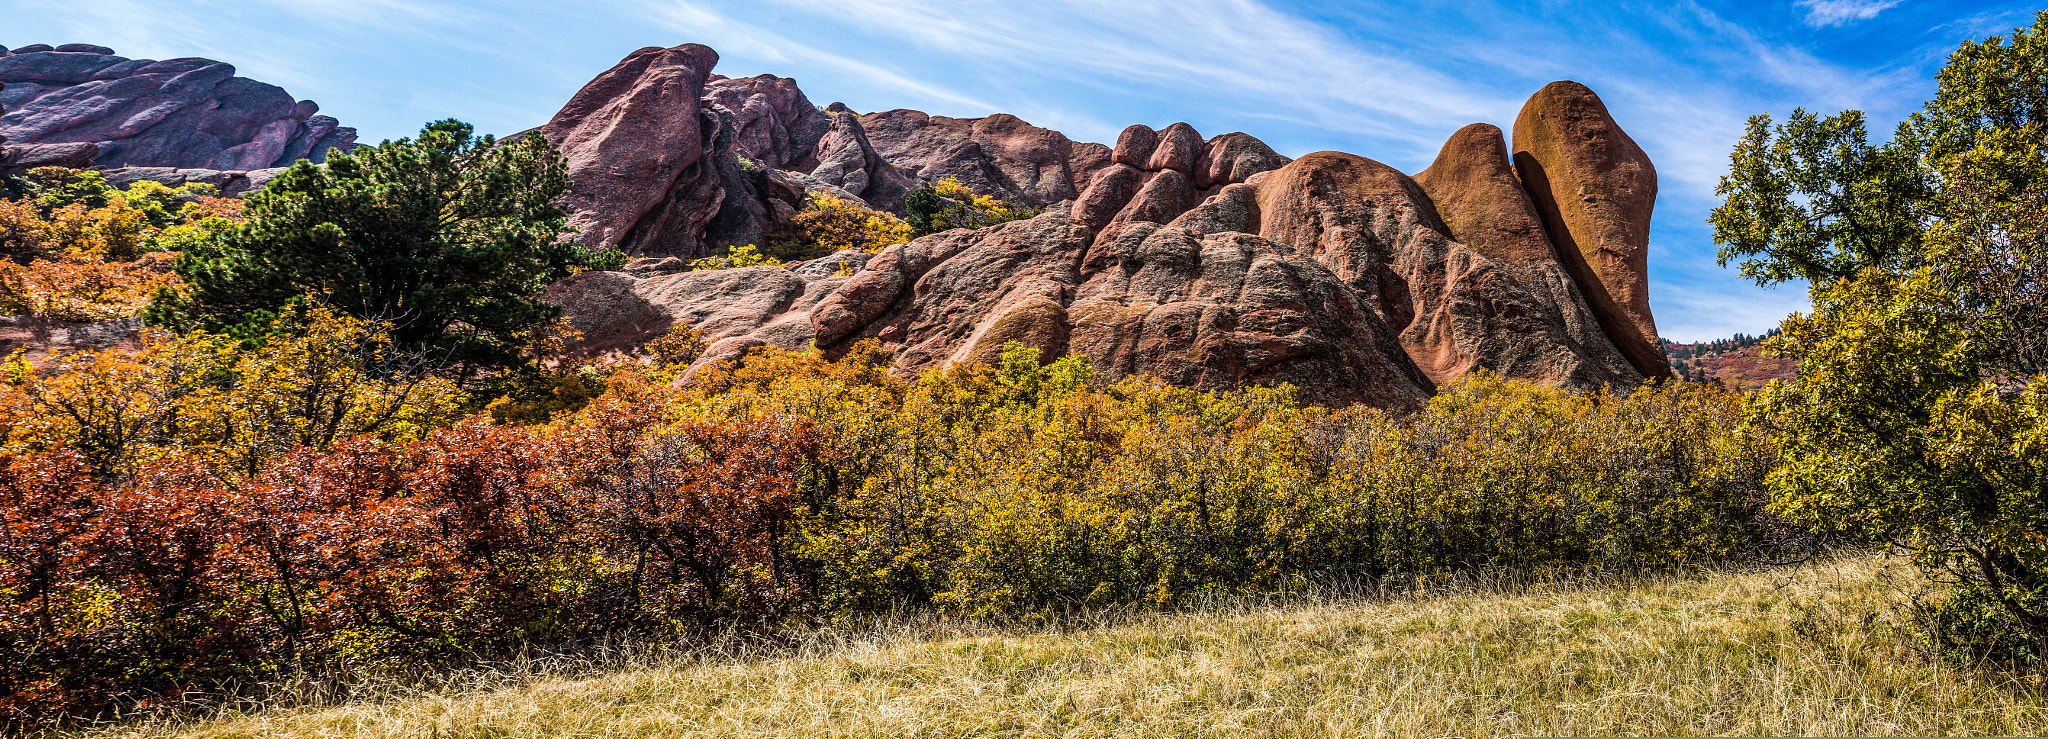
[5,11,2048,734]
[79,555,2048,738]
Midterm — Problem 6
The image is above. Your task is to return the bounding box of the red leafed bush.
[0,416,823,727]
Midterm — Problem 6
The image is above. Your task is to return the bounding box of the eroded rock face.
[0,141,97,175]
[541,44,725,255]
[533,62,1670,410]
[1256,151,1641,389]
[0,46,355,169]
[99,165,289,197]
[702,73,832,171]
[1414,123,1637,386]
[0,316,141,370]
[1073,122,1291,235]
[1512,81,1669,378]
[858,110,1113,207]
[809,104,916,213]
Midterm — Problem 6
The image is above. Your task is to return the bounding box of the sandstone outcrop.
[1413,123,1638,386]
[808,104,916,213]
[858,110,1113,207]
[510,45,1674,405]
[0,45,355,170]
[702,74,832,171]
[541,43,727,254]
[99,165,289,197]
[0,316,140,370]
[0,141,97,175]
[1511,81,1669,378]
[1074,122,1292,235]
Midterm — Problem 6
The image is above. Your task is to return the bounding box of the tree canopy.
[1715,12,2048,662]
[148,120,613,377]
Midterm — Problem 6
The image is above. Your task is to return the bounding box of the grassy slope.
[88,556,2048,738]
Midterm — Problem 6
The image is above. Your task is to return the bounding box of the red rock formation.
[858,109,1112,207]
[0,46,354,169]
[520,51,1669,409]
[0,141,97,175]
[1413,123,1638,386]
[1145,122,1206,174]
[541,44,724,255]
[1109,169,1200,228]
[808,104,916,213]
[1511,81,1671,378]
[701,73,831,171]
[1112,125,1157,168]
[1196,132,1289,190]
[1074,164,1146,232]
[1256,150,1641,390]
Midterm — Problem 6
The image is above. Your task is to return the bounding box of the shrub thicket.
[0,168,242,322]
[905,177,1038,236]
[0,327,1776,724]
[763,195,912,260]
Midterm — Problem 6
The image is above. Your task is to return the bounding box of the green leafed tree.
[148,120,615,379]
[1715,13,2048,663]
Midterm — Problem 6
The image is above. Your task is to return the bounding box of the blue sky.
[6,0,2037,340]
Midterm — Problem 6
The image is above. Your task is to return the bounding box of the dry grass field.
[76,555,2048,738]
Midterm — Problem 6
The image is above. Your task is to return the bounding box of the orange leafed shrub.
[0,250,177,322]
[0,412,823,725]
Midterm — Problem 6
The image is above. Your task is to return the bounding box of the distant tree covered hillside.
[1663,328,1791,388]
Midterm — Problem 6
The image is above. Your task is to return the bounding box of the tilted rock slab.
[541,43,727,255]
[0,45,354,170]
[1511,81,1670,378]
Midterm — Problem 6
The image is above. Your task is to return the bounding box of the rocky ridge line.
[0,44,355,174]
[541,43,1673,410]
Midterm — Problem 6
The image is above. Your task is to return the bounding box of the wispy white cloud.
[1796,0,1904,28]
[682,0,1519,148]
[632,1,1004,115]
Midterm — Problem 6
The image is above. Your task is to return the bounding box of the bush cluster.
[695,343,1776,616]
[0,330,1778,724]
[763,195,911,260]
[0,168,243,322]
[905,177,1038,236]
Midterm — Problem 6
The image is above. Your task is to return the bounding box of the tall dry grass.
[71,554,2048,738]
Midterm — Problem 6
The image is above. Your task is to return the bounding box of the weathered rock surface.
[702,73,832,171]
[1196,132,1290,190]
[541,44,726,255]
[808,104,916,213]
[0,141,97,175]
[1112,125,1157,168]
[1073,122,1291,235]
[99,165,289,197]
[515,50,1673,407]
[544,264,846,356]
[1145,122,1206,174]
[1414,123,1638,386]
[1512,81,1670,378]
[858,110,1113,207]
[0,316,141,369]
[0,46,355,170]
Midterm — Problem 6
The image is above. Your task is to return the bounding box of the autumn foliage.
[0,320,1777,725]
[0,168,243,323]
[0,401,819,724]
